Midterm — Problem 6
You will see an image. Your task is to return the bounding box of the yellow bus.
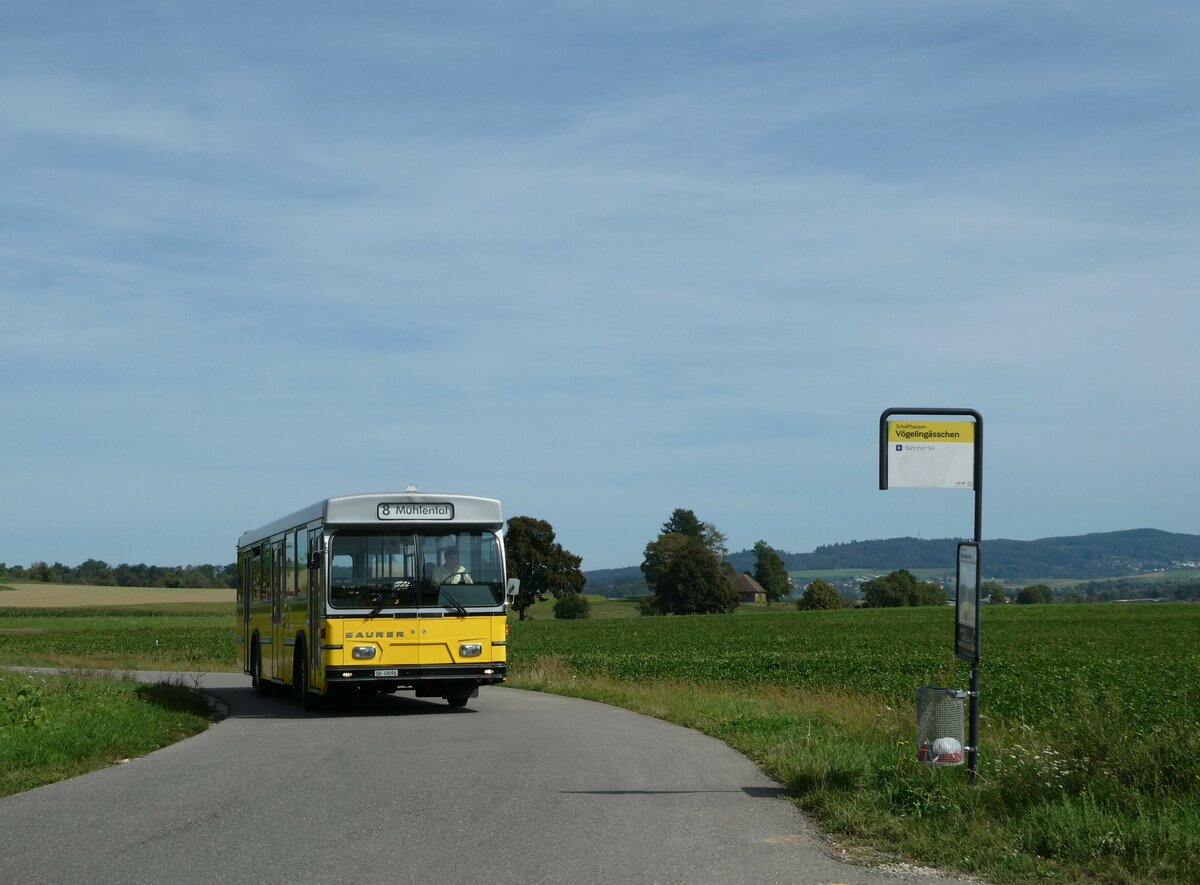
[236,492,518,709]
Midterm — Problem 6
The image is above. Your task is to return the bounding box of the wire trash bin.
[916,686,966,765]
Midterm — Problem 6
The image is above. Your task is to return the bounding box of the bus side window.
[252,548,265,603]
[274,541,286,603]
[238,552,250,615]
[286,532,297,598]
[296,530,309,600]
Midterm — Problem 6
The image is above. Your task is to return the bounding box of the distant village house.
[736,573,767,604]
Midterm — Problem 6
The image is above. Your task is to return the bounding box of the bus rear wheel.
[251,641,271,697]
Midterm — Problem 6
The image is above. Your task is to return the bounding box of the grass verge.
[0,670,221,798]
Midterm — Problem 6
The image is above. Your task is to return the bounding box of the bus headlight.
[352,646,377,660]
[459,643,483,658]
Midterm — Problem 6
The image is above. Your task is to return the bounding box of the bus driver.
[431,547,473,585]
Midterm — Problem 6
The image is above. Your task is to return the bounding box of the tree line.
[0,560,237,589]
[1,516,598,611]
[502,508,795,619]
[1008,578,1200,604]
[766,528,1200,580]
[0,511,925,618]
[636,509,955,615]
[11,520,1194,614]
[795,570,948,610]
[586,528,1200,597]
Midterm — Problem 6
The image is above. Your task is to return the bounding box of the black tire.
[251,641,271,697]
[295,646,320,711]
[446,693,470,708]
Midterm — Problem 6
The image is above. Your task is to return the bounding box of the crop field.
[4,593,1193,739]
[0,582,234,608]
[0,607,235,672]
[510,603,1199,732]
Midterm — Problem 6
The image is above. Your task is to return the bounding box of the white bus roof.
[237,493,504,550]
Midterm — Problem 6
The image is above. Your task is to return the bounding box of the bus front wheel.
[294,646,320,711]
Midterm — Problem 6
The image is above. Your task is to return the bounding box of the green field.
[511,603,1197,729]
[3,596,1198,882]
[0,606,235,671]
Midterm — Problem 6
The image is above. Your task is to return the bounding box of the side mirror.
[308,550,323,571]
[505,578,521,604]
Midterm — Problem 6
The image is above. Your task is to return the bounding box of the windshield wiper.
[366,579,414,620]
[438,586,468,617]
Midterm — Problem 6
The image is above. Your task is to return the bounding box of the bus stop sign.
[955,542,980,663]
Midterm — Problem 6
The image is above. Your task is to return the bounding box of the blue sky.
[3,3,1197,571]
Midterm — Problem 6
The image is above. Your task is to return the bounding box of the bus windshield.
[329,530,505,610]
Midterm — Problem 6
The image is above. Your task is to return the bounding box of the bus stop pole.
[960,412,979,786]
[967,414,982,785]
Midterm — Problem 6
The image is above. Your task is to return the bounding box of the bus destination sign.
[377,502,455,521]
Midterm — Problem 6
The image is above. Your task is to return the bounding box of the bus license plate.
[374,669,399,677]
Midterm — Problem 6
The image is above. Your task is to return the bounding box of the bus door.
[306,530,322,690]
[383,537,421,669]
[238,552,250,671]
[250,546,271,679]
[271,540,286,682]
[417,536,490,668]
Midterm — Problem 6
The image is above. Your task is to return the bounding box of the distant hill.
[585,529,1200,597]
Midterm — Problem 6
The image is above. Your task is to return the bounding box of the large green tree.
[751,540,791,604]
[504,516,586,620]
[643,508,728,580]
[1017,584,1055,604]
[553,594,591,619]
[77,559,115,586]
[983,581,1009,605]
[860,569,947,608]
[796,579,845,610]
[641,510,738,615]
[661,508,729,558]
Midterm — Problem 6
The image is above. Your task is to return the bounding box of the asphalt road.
[0,673,976,885]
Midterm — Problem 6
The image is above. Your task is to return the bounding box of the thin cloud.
[1,3,1197,568]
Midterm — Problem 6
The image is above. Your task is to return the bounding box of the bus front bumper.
[323,663,507,691]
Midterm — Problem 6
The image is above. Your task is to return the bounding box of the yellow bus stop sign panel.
[887,421,975,489]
